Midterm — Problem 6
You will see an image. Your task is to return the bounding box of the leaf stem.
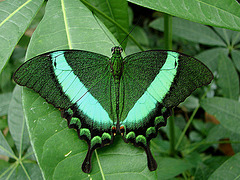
[164,14,175,156]
[168,114,175,156]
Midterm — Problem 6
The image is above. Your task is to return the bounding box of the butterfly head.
[111,46,123,55]
[110,46,124,80]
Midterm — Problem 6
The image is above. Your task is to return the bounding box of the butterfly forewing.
[119,50,168,121]
[162,53,213,107]
[13,53,72,109]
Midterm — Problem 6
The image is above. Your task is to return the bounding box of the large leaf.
[208,153,240,180]
[200,97,240,135]
[86,0,129,48]
[128,0,240,31]
[218,54,239,100]
[0,0,44,72]
[23,0,158,179]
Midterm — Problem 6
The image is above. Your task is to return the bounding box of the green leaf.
[156,157,193,180]
[0,161,43,180]
[128,0,240,31]
[0,93,12,116]
[206,125,231,142]
[206,125,240,153]
[200,97,240,135]
[0,0,44,72]
[180,95,199,111]
[125,26,149,54]
[195,48,228,72]
[0,159,10,172]
[162,120,190,151]
[193,156,229,180]
[52,135,157,179]
[23,0,156,178]
[218,54,239,100]
[208,153,240,180]
[86,0,129,48]
[213,27,233,46]
[231,49,240,72]
[231,30,240,46]
[8,86,30,154]
[26,0,117,58]
[0,131,16,159]
[149,17,226,46]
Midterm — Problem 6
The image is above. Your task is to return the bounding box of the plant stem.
[175,105,199,150]
[168,113,175,156]
[175,92,207,150]
[80,0,144,51]
[164,14,175,156]
[164,14,172,50]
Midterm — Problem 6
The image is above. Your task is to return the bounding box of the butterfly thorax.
[110,46,123,82]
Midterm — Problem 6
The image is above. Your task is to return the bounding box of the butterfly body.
[14,47,213,173]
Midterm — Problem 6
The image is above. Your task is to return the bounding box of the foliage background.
[0,0,240,179]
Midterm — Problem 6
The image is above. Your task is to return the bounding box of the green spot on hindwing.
[136,135,147,146]
[69,117,81,129]
[80,128,91,140]
[161,107,167,114]
[146,127,156,138]
[154,116,164,126]
[67,108,74,116]
[91,136,102,148]
[126,131,136,140]
[101,132,111,141]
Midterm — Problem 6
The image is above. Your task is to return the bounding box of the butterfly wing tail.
[121,103,171,171]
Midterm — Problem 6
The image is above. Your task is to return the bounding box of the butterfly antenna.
[119,18,141,47]
[92,12,116,46]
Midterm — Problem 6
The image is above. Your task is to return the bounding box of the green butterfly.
[13,46,213,173]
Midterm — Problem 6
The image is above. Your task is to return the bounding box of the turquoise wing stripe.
[51,51,113,128]
[122,91,157,128]
[147,52,179,102]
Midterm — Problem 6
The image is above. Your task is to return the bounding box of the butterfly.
[13,46,213,173]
